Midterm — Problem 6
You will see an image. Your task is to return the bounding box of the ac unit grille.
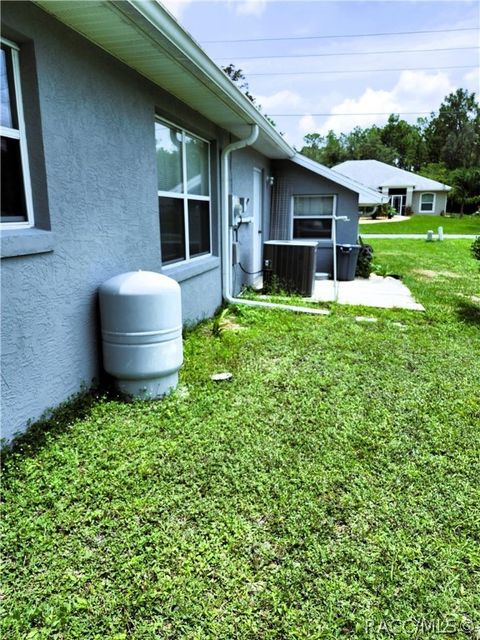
[263,241,317,296]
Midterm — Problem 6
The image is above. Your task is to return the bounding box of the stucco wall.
[411,191,449,216]
[1,2,226,440]
[270,160,360,273]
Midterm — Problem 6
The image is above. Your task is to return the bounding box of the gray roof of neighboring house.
[293,155,388,206]
[333,160,452,192]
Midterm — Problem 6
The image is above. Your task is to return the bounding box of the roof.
[31,1,390,204]
[293,155,388,206]
[33,0,293,159]
[333,160,452,192]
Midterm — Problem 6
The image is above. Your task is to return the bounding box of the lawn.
[359,214,480,235]
[2,241,480,639]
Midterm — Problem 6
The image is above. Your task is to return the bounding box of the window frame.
[291,194,336,240]
[1,37,34,230]
[156,117,212,267]
[420,192,435,213]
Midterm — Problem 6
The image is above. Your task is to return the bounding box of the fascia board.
[293,154,386,204]
[122,0,294,158]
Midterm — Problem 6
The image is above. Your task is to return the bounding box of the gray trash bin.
[336,244,361,281]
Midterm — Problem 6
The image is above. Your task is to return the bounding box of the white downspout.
[221,125,328,316]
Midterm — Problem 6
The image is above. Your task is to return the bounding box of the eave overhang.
[33,0,294,160]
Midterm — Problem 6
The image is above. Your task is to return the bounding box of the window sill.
[1,228,55,259]
[162,255,220,283]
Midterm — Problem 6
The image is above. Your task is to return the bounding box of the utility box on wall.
[263,240,318,297]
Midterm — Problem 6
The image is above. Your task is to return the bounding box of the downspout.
[221,125,328,316]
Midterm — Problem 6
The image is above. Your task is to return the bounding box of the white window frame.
[1,37,34,229]
[291,194,337,240]
[156,117,212,266]
[420,192,435,213]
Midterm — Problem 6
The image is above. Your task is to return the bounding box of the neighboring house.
[1,0,384,440]
[333,160,452,216]
[268,155,386,275]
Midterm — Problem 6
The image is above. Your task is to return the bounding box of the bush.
[471,236,480,261]
[356,238,374,278]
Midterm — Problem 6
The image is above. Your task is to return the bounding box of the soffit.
[33,0,293,159]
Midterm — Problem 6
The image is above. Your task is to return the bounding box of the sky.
[161,0,479,149]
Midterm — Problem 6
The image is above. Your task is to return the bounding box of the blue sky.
[162,0,479,148]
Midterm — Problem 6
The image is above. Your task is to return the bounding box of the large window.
[1,38,33,228]
[155,120,211,265]
[292,195,334,239]
[420,193,435,213]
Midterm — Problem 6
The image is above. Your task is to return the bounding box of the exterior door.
[252,168,263,276]
[391,195,402,215]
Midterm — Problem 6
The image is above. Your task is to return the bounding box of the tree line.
[300,89,480,214]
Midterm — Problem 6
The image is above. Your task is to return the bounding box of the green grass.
[359,214,480,235]
[2,241,480,639]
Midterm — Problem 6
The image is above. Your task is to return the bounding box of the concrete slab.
[310,274,425,311]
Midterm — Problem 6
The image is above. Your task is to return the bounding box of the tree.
[345,126,397,164]
[222,64,256,104]
[380,114,427,170]
[300,131,347,166]
[222,64,278,129]
[450,167,480,217]
[418,162,451,185]
[424,89,480,169]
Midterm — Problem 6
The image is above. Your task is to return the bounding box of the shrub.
[356,238,374,278]
[471,236,480,261]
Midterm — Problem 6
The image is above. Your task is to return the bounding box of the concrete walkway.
[361,234,477,239]
[360,216,410,224]
[311,274,425,311]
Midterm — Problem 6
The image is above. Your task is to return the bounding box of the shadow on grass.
[456,299,480,325]
[1,387,115,470]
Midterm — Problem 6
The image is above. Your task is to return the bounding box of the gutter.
[221,126,329,316]
[123,0,294,159]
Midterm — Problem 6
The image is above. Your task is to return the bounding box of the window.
[155,120,211,265]
[292,195,334,239]
[420,193,435,213]
[1,38,33,228]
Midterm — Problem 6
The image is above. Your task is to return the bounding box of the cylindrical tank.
[99,271,183,399]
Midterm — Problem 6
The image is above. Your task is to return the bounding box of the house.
[333,160,452,216]
[1,0,384,441]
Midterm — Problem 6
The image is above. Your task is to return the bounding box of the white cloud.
[318,70,455,135]
[256,89,303,111]
[162,0,268,20]
[463,69,480,93]
[160,0,192,20]
[298,114,319,135]
[230,0,267,16]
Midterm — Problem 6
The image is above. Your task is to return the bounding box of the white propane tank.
[99,271,183,399]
